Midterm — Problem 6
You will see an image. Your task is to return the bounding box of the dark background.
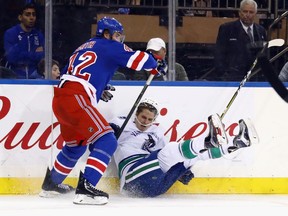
[1,0,287,80]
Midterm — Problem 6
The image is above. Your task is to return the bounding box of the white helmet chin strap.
[135,116,154,127]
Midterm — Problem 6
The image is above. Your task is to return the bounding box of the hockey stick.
[251,11,288,103]
[220,38,285,120]
[249,10,288,79]
[267,11,288,41]
[250,46,288,79]
[116,74,155,139]
[258,54,288,102]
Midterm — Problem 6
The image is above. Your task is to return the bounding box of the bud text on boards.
[0,96,239,150]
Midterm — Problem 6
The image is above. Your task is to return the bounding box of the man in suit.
[214,0,267,81]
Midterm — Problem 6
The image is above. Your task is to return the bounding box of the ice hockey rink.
[1,193,288,216]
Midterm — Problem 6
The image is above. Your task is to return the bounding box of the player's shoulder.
[102,38,133,49]
[149,124,166,139]
[150,123,164,132]
[113,115,126,121]
[110,115,126,124]
[109,41,133,52]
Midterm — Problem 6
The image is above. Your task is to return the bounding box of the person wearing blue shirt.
[3,3,44,79]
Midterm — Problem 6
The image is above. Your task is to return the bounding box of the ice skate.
[73,171,109,205]
[233,118,259,148]
[204,114,228,148]
[39,168,74,198]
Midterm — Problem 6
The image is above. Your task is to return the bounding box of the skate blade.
[73,194,108,205]
[211,114,228,146]
[241,118,260,145]
[39,190,61,198]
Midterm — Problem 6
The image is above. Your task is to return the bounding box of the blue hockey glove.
[156,59,168,76]
[101,84,115,102]
[178,169,194,185]
[150,59,168,77]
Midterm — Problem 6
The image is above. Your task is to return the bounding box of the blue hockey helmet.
[96,17,124,37]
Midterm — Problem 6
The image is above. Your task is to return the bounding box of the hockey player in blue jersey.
[110,98,259,197]
[39,16,167,205]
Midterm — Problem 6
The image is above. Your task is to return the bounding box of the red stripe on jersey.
[150,69,158,75]
[54,160,72,174]
[131,52,145,70]
[87,157,107,173]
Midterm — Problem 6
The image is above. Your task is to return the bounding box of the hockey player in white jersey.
[110,98,258,197]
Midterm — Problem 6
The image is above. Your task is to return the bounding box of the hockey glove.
[178,169,194,185]
[150,59,168,77]
[157,59,168,76]
[146,52,168,77]
[100,84,115,102]
[109,123,121,135]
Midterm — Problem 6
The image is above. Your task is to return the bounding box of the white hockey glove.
[100,84,115,102]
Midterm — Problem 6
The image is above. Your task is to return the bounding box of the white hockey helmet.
[137,98,159,118]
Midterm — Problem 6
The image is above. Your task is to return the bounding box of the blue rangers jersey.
[60,38,158,106]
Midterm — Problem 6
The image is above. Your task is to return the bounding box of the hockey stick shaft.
[220,39,284,120]
[116,74,155,139]
[268,11,288,40]
[220,58,258,120]
[250,46,288,78]
[258,54,288,102]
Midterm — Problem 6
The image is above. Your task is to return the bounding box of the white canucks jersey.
[110,116,167,190]
[112,116,167,165]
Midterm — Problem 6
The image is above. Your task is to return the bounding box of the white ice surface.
[1,193,288,216]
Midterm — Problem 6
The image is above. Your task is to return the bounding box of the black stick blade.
[258,55,288,102]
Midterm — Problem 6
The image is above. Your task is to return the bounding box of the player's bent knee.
[89,132,118,157]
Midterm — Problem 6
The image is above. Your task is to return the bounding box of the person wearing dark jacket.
[214,0,267,81]
[3,3,44,79]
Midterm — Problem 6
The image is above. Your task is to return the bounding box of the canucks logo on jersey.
[141,134,156,152]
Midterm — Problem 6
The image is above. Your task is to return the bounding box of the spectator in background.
[182,0,213,17]
[210,0,238,17]
[0,66,17,79]
[3,3,44,79]
[214,0,267,81]
[112,71,127,80]
[133,38,189,81]
[37,59,61,80]
[118,0,141,14]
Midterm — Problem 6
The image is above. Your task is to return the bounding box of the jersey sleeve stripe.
[127,51,149,71]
